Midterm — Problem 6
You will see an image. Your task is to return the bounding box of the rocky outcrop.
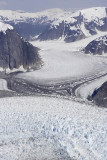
[64,29,85,43]
[89,81,107,107]
[37,12,87,42]
[0,25,42,71]
[38,20,85,42]
[84,35,107,55]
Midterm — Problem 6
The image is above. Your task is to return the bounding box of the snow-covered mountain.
[0,7,106,41]
[90,81,107,107]
[84,35,107,55]
[0,22,13,33]
[0,8,68,40]
[0,22,42,72]
[38,7,107,42]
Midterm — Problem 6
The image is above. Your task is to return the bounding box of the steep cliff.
[90,81,107,107]
[84,35,107,55]
[0,22,42,71]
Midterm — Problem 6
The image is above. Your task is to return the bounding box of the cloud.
[0,1,7,6]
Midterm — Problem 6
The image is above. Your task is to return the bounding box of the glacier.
[0,96,107,160]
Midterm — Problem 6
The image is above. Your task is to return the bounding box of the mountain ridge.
[0,7,106,41]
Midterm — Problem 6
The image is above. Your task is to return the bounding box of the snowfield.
[0,96,107,160]
[0,79,9,91]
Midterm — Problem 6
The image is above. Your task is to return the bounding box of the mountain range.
[0,7,106,72]
[0,7,106,42]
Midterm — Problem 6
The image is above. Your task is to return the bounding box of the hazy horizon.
[0,0,106,12]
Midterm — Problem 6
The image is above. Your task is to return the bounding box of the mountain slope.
[0,8,67,40]
[90,81,107,107]
[38,7,107,42]
[84,35,107,55]
[0,22,42,72]
[0,7,106,41]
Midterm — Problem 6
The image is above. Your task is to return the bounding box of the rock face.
[38,20,85,42]
[37,7,107,42]
[89,81,107,107]
[0,24,42,70]
[84,35,107,55]
[0,7,106,42]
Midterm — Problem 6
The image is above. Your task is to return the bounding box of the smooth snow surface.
[0,96,107,160]
[80,7,106,22]
[0,22,13,33]
[17,32,107,84]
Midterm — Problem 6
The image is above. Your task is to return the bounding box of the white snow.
[0,66,26,74]
[6,65,26,74]
[70,25,77,30]
[0,67,4,72]
[0,22,13,33]
[17,31,107,84]
[0,79,9,90]
[0,8,70,24]
[81,23,91,37]
[80,7,106,22]
[0,7,106,40]
[0,96,107,160]
[0,7,106,30]
[0,7,105,22]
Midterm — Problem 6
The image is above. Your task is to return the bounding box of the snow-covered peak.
[0,22,13,33]
[0,8,68,22]
[80,7,107,22]
[0,7,106,25]
[0,7,106,41]
[51,7,107,26]
[63,7,106,23]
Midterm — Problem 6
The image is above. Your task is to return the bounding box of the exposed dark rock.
[9,21,50,40]
[89,81,107,107]
[38,21,65,40]
[84,35,107,55]
[37,14,86,42]
[38,22,85,43]
[64,29,85,42]
[0,29,42,70]
[85,21,97,35]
